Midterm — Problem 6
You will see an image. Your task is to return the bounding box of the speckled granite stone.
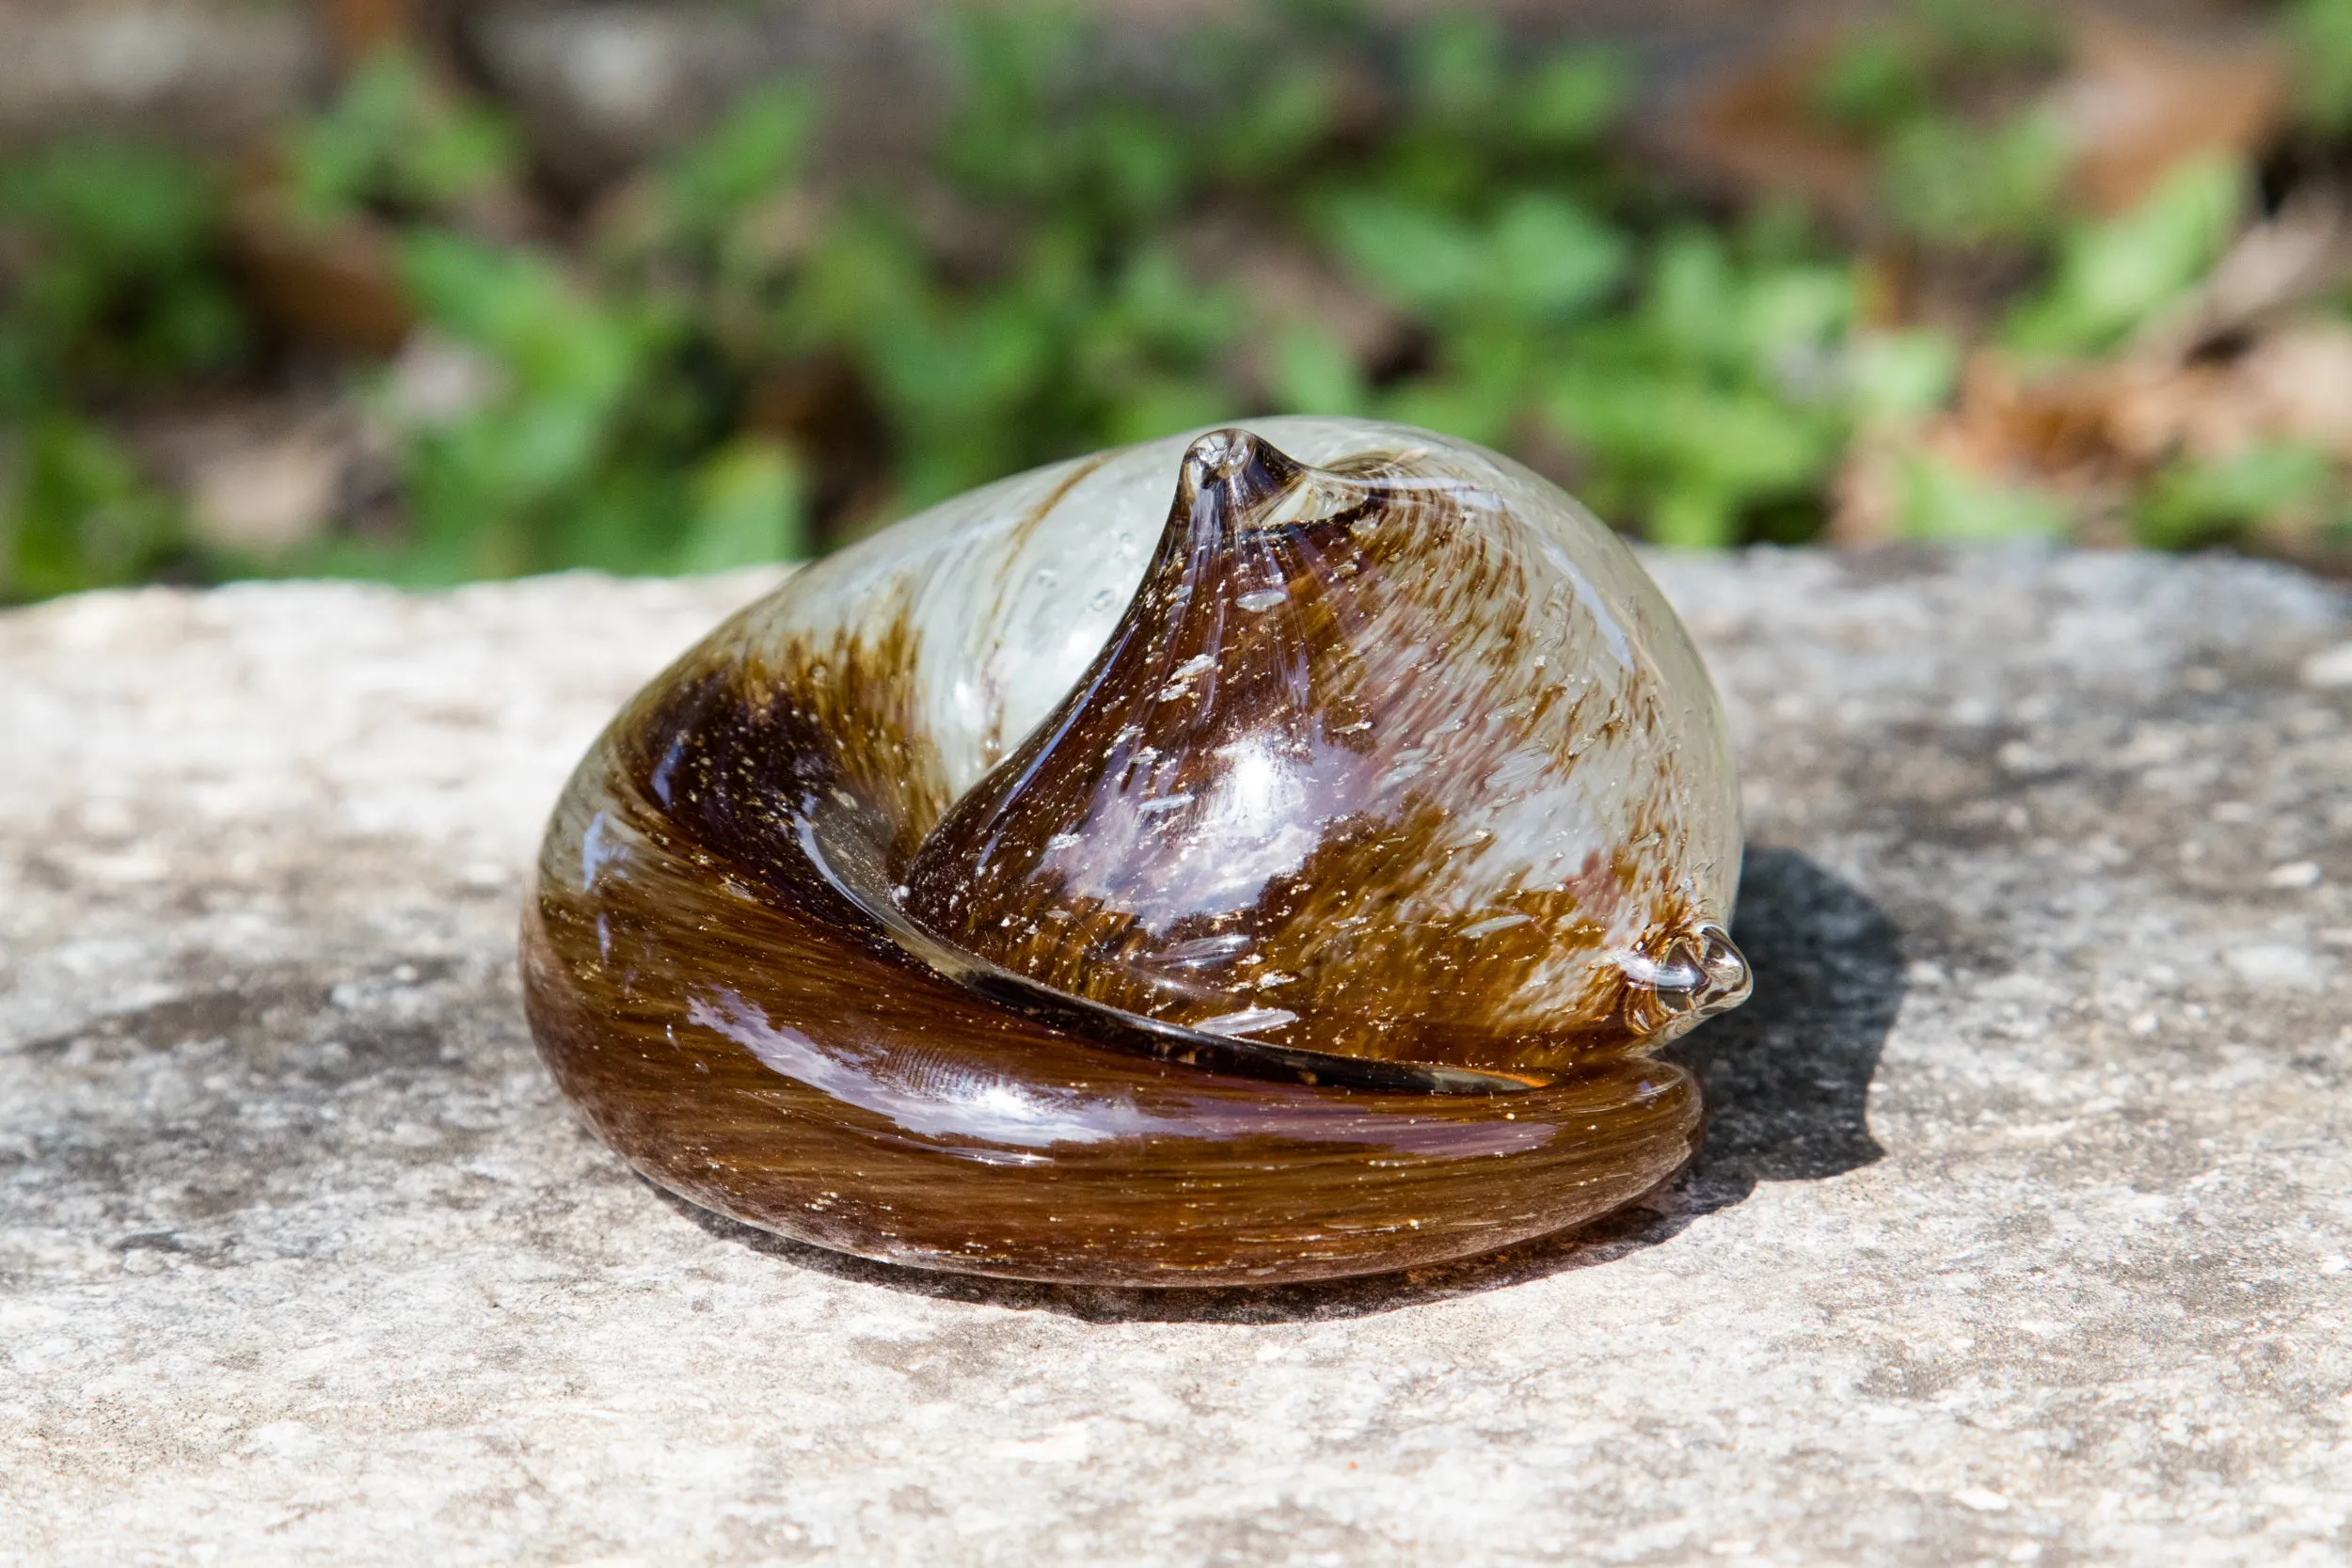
[1,549,2346,1564]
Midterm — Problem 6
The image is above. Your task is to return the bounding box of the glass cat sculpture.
[522,419,1750,1286]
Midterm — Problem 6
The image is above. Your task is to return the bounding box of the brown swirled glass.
[522,419,1750,1286]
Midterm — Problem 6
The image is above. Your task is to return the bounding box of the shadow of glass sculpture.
[1672,847,1898,1201]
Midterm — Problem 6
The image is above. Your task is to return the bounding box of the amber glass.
[523,421,1748,1285]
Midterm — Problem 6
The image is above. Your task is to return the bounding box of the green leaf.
[785,212,935,349]
[2135,443,2334,548]
[1549,374,1836,500]
[2292,0,2352,135]
[405,107,517,209]
[1087,105,1191,221]
[1,416,183,600]
[1514,48,1629,148]
[0,142,219,264]
[281,52,417,222]
[667,83,818,229]
[1380,378,1518,450]
[1736,265,1851,371]
[1408,15,1506,126]
[1649,485,1740,550]
[1268,324,1368,416]
[1212,58,1342,175]
[281,49,516,225]
[398,230,650,411]
[1643,231,1739,368]
[680,439,809,570]
[1893,451,2068,540]
[1485,194,1629,320]
[0,141,247,407]
[1845,328,1959,420]
[1324,193,1485,317]
[2004,157,2245,356]
[1810,28,1931,136]
[1883,109,2068,246]
[941,10,1089,201]
[1326,191,1626,326]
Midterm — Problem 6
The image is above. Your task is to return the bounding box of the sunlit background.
[5,0,2350,601]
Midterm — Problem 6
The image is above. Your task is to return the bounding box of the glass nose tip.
[1692,922,1753,1016]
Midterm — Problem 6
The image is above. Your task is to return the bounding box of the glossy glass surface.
[523,420,1749,1285]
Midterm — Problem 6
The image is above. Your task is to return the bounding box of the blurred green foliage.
[5,1,2352,601]
[2136,442,2338,550]
[4,416,186,600]
[1813,0,2069,247]
[282,48,517,227]
[1892,451,2068,543]
[2003,158,2243,355]
[0,143,247,595]
[2292,0,2352,135]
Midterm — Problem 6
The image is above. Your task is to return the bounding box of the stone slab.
[1,548,2348,1563]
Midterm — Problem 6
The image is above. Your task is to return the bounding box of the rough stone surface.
[2,549,2349,1564]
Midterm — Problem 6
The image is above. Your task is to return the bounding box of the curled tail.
[522,729,1702,1287]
